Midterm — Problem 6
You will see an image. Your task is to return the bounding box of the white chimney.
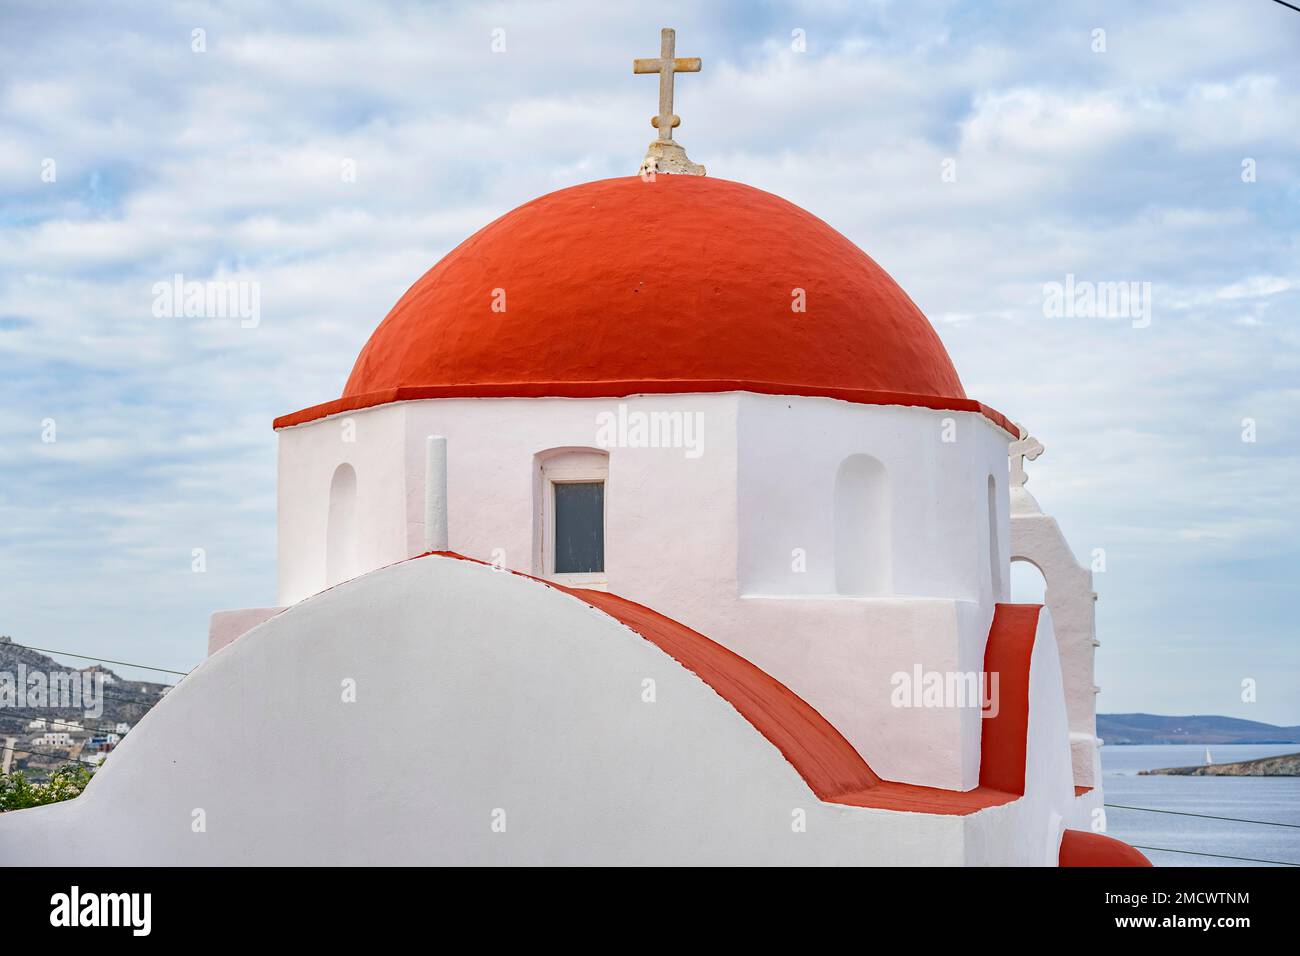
[424,435,449,552]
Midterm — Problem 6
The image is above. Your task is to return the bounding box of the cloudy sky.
[1,0,1297,724]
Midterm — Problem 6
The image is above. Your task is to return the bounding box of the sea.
[1100,744,1300,867]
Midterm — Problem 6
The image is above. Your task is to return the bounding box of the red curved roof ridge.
[572,592,1047,813]
[423,552,1040,816]
[570,587,886,801]
[1059,829,1153,867]
[273,380,1016,435]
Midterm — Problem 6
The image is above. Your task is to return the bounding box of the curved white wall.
[0,556,981,865]
[0,555,1073,865]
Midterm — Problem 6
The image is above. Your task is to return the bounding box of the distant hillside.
[1141,752,1300,776]
[0,637,172,773]
[1098,713,1300,745]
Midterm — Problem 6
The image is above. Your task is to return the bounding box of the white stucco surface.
[4,554,1071,866]
[272,392,1013,790]
[1011,484,1101,788]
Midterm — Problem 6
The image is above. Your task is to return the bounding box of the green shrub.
[0,764,95,811]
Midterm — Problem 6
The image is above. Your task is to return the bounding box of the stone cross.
[634,28,701,143]
[634,28,706,176]
[1009,423,1044,488]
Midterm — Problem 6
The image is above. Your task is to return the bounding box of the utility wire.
[0,680,172,711]
[0,686,167,717]
[1271,0,1300,14]
[1106,803,1300,829]
[0,682,166,709]
[1,642,189,677]
[1132,844,1299,867]
[2,744,98,763]
[0,714,136,737]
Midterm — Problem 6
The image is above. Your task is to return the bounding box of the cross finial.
[633,28,706,176]
[1009,423,1044,489]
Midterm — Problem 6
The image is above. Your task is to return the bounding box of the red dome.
[276,176,1010,432]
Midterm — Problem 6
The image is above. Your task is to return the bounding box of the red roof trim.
[420,553,1038,816]
[568,587,886,802]
[979,604,1041,795]
[273,380,1017,435]
[563,587,1030,815]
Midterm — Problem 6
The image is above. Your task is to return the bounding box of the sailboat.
[1205,747,1213,766]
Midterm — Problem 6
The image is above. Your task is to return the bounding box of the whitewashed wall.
[1011,483,1101,789]
[1,556,985,865]
[276,402,409,606]
[0,556,1074,865]
[273,393,1013,790]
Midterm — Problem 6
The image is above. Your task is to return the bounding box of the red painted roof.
[275,176,1013,433]
[1059,830,1153,867]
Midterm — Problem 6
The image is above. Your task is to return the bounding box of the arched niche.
[833,454,891,595]
[326,463,359,586]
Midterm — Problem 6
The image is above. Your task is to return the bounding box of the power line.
[2,744,98,763]
[1271,0,1300,14]
[80,691,168,715]
[1106,803,1300,829]
[1,642,189,677]
[0,677,172,712]
[0,682,165,710]
[0,714,134,737]
[1133,844,1299,867]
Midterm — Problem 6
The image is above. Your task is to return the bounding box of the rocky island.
[1140,752,1300,776]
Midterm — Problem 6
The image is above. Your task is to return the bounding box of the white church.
[0,30,1148,866]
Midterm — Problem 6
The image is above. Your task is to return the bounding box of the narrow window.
[553,481,605,573]
[535,448,608,580]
